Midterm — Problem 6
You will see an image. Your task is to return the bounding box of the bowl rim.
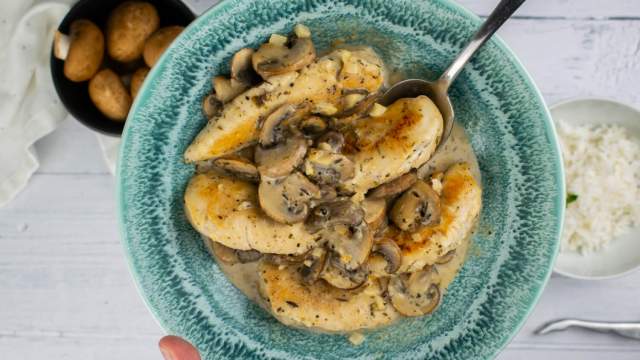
[550,96,640,281]
[116,0,565,357]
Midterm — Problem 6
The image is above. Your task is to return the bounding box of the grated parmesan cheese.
[557,121,640,253]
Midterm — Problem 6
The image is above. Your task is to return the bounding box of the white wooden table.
[1,1,639,359]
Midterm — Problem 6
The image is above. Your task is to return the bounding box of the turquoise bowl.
[117,0,565,358]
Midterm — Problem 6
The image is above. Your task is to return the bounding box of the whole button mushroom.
[143,26,184,67]
[106,1,160,62]
[53,19,104,82]
[89,69,132,121]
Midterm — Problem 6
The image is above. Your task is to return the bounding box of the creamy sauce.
[204,238,265,306]
[419,122,482,182]
[209,122,481,328]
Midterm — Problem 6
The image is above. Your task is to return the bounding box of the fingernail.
[160,348,174,360]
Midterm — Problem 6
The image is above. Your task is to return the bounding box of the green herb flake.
[566,193,578,206]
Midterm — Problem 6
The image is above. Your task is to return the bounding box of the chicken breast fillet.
[258,261,399,332]
[342,95,443,196]
[184,48,385,162]
[184,173,318,255]
[395,163,482,273]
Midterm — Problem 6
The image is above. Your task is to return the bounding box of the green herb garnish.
[566,193,578,206]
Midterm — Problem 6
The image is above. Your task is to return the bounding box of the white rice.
[557,121,640,253]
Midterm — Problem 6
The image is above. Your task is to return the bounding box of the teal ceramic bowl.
[117,0,565,358]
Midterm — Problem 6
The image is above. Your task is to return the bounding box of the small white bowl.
[551,97,640,280]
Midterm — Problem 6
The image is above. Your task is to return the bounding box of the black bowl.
[50,0,196,136]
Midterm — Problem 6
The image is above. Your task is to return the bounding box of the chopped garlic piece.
[351,192,365,203]
[312,102,338,115]
[236,201,254,211]
[317,142,333,152]
[269,34,288,46]
[348,332,365,346]
[373,296,385,310]
[369,103,387,117]
[303,259,313,267]
[339,50,352,63]
[294,24,311,38]
[311,247,324,257]
[431,177,443,195]
[343,93,366,109]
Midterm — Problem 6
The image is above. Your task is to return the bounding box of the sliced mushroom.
[435,249,456,265]
[390,180,441,232]
[388,267,441,316]
[342,90,367,109]
[208,241,262,264]
[213,75,246,103]
[237,146,256,162]
[367,171,417,199]
[255,136,308,178]
[265,252,308,265]
[299,116,327,136]
[372,238,402,274]
[323,222,373,270]
[210,241,239,264]
[293,24,311,38]
[321,254,368,289]
[369,103,387,117]
[362,198,386,231]
[336,89,379,118]
[236,249,263,263]
[312,102,338,116]
[258,172,320,224]
[316,131,345,153]
[230,48,261,87]
[299,247,328,285]
[365,254,387,276]
[303,149,354,186]
[378,276,390,298]
[309,186,338,209]
[212,157,259,182]
[318,186,338,202]
[259,104,309,146]
[305,199,364,234]
[252,35,316,79]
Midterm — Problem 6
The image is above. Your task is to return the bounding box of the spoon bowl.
[379,78,454,152]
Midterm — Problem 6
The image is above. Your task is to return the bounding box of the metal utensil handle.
[566,320,640,340]
[438,0,526,90]
[539,319,640,340]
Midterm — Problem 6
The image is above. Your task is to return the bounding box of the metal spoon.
[537,319,640,340]
[380,0,526,152]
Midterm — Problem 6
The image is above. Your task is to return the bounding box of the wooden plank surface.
[2,1,640,359]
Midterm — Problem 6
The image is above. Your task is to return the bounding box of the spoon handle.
[537,319,640,340]
[438,0,525,90]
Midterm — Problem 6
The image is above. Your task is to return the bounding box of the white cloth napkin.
[0,0,121,208]
[0,1,73,207]
[97,134,121,175]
